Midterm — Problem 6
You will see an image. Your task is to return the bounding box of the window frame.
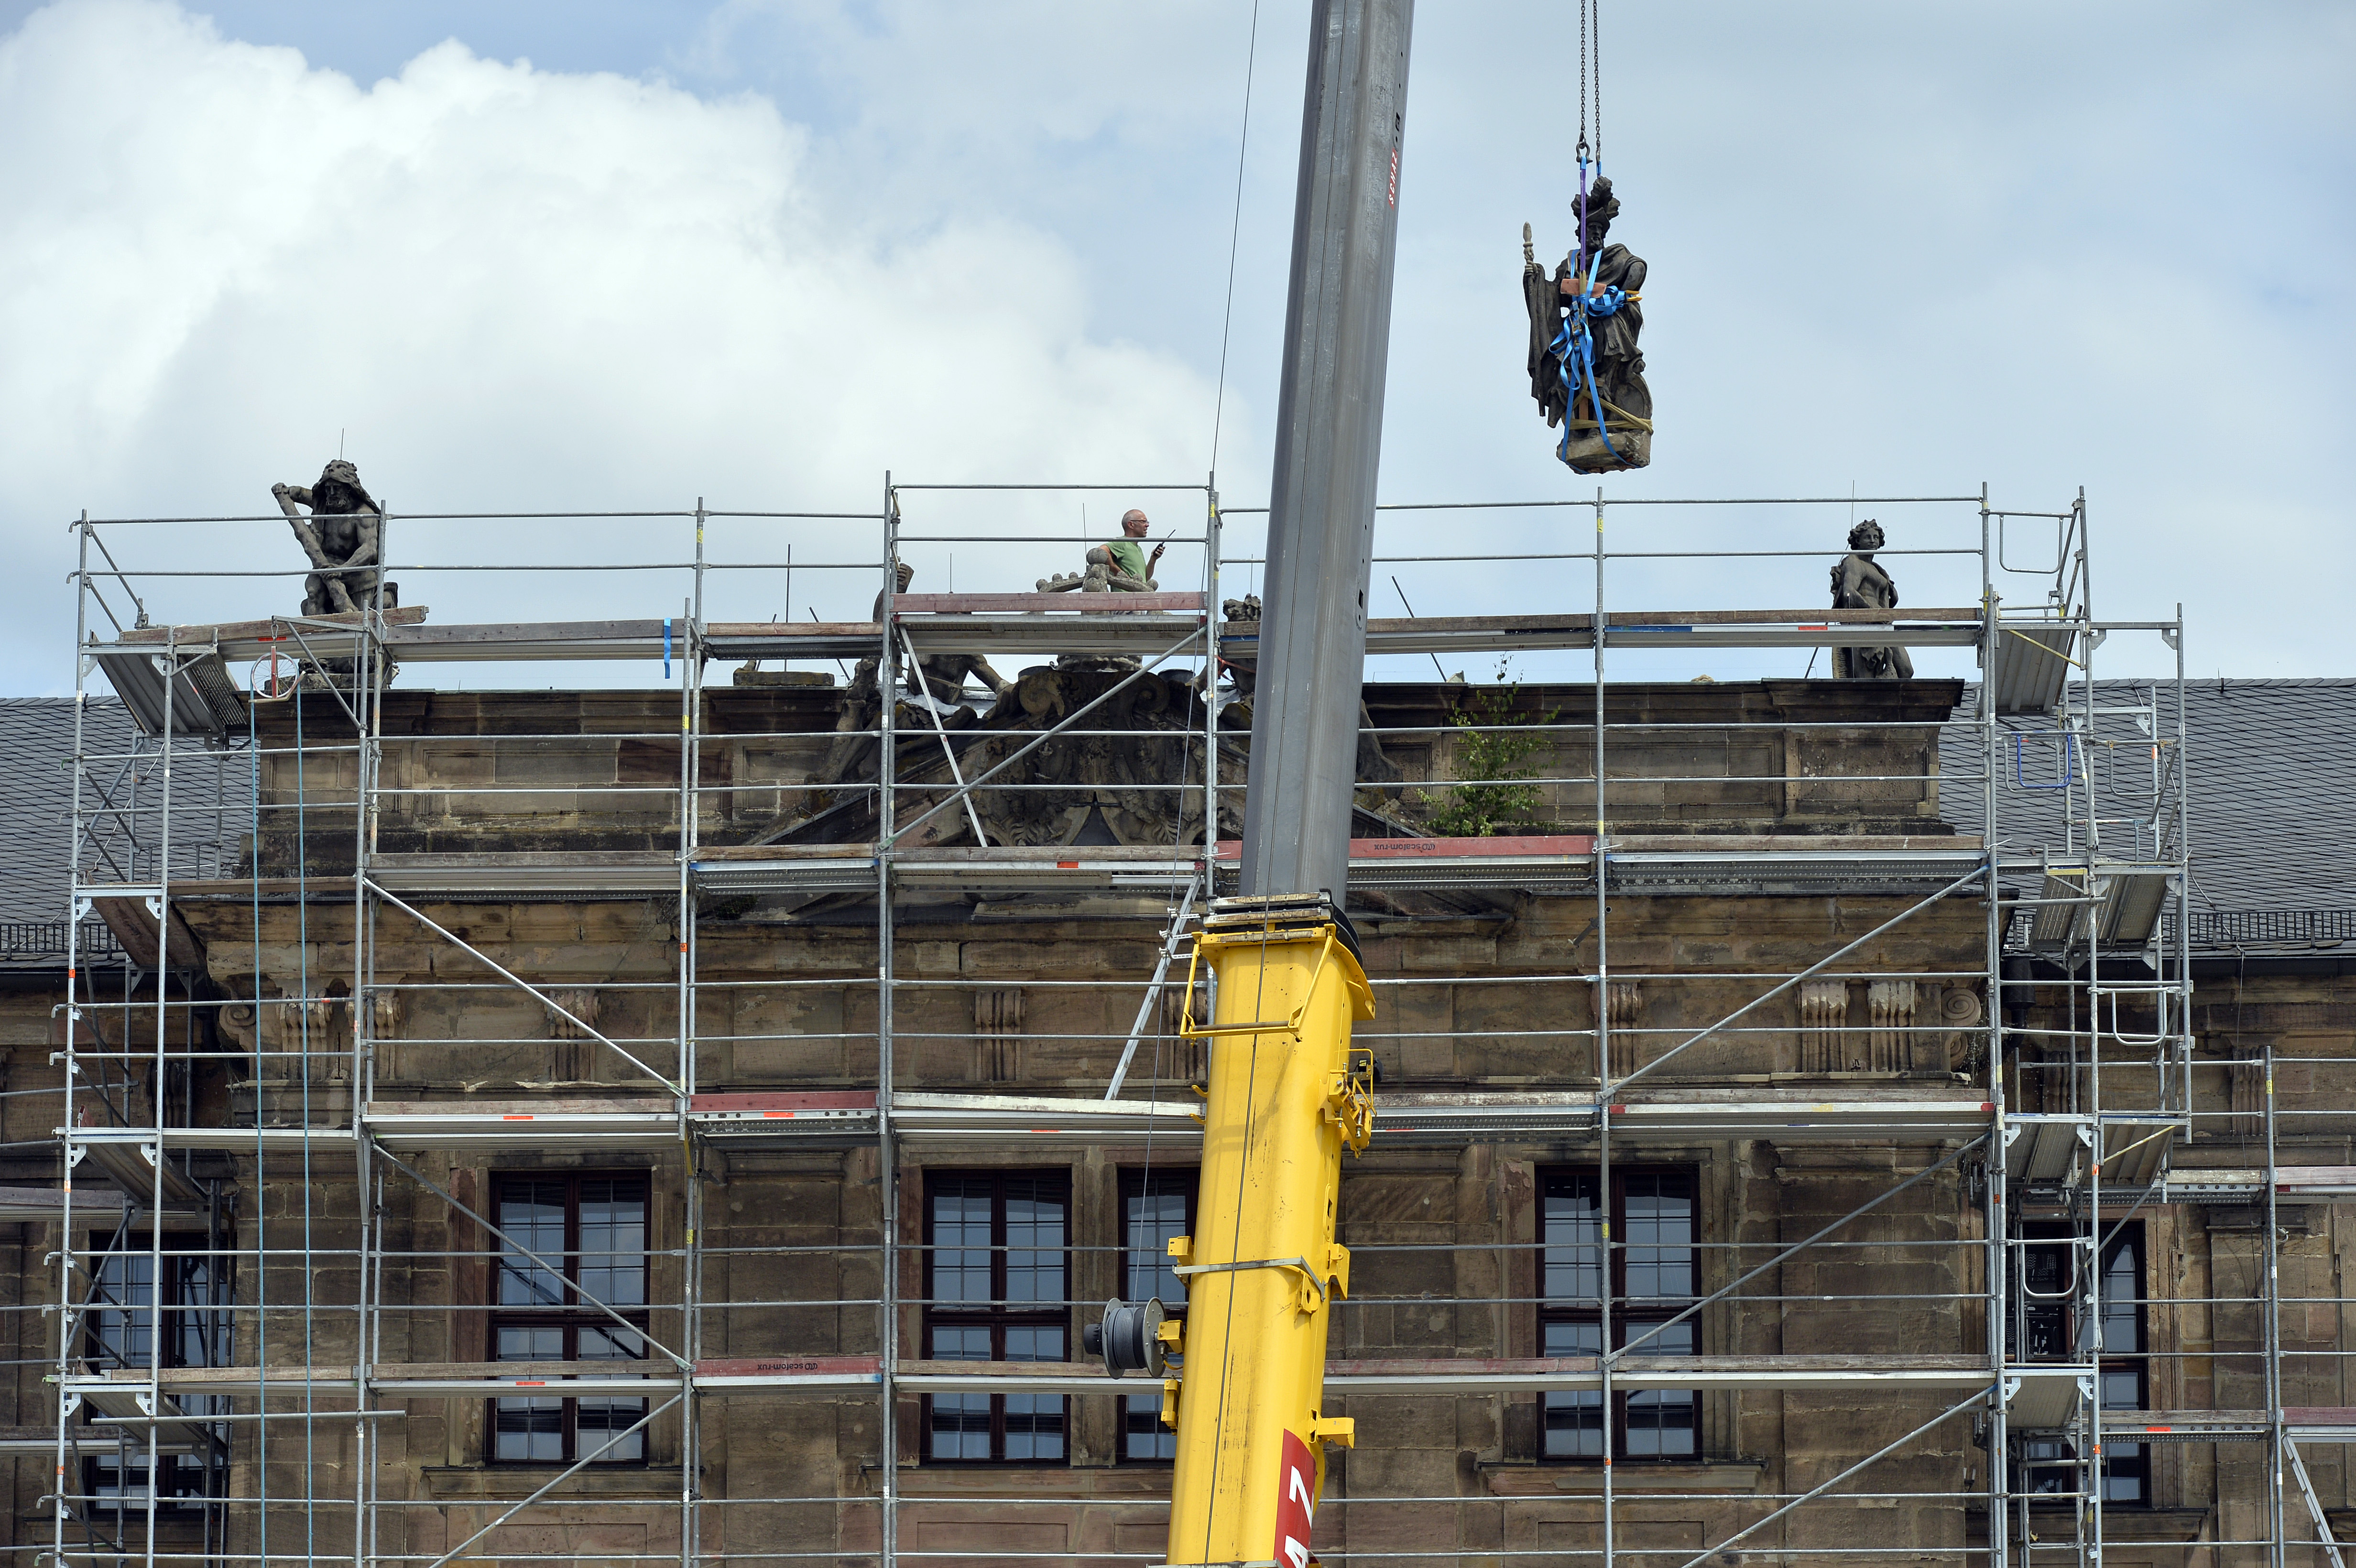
[1116,1167,1195,1463]
[1536,1166,1702,1463]
[484,1171,654,1468]
[2011,1222,2148,1505]
[81,1234,232,1511]
[920,1169,1073,1466]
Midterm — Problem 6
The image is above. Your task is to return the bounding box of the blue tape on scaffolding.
[663,618,672,679]
[2012,731,2079,791]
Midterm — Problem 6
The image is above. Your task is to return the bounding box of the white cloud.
[0,0,1230,690]
[3,0,2352,696]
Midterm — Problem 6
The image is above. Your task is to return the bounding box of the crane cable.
[1555,0,1630,465]
[1207,0,1263,480]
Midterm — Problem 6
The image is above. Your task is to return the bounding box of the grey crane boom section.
[1238,0,1415,903]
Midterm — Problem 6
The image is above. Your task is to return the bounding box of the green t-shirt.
[1106,538,1149,579]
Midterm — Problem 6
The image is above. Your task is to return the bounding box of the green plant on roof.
[1420,661,1560,838]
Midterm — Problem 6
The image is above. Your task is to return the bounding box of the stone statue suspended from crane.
[1524,174,1651,472]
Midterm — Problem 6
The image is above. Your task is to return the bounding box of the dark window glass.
[2009,1224,2146,1504]
[1119,1170,1194,1461]
[83,1239,231,1510]
[487,1174,651,1464]
[922,1172,1070,1464]
[1539,1169,1698,1461]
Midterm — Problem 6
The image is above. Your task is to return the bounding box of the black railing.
[0,920,124,962]
[2189,910,2356,947]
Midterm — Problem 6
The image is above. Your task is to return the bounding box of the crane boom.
[1163,896,1375,1567]
[1149,2,1413,1563]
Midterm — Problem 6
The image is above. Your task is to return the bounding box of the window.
[924,1172,1069,1463]
[83,1237,231,1508]
[1119,1169,1193,1461]
[2010,1224,2146,1504]
[1539,1169,1698,1460]
[488,1174,651,1464]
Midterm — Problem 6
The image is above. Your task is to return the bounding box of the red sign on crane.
[1275,1429,1317,1568]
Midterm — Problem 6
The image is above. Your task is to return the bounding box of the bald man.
[1102,508,1166,587]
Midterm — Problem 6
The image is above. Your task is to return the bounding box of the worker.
[1105,508,1166,586]
[1036,508,1167,594]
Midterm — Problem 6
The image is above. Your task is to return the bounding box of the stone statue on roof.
[1830,519,1915,680]
[1524,175,1651,472]
[272,459,392,616]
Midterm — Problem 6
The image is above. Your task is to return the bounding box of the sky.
[0,0,2349,696]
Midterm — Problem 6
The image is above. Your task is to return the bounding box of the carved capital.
[1798,978,1851,1074]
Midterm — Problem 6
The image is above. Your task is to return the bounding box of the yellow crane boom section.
[1161,911,1375,1568]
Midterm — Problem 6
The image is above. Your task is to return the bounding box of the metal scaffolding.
[38,478,2291,1568]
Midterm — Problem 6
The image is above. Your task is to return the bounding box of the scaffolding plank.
[1987,621,2077,715]
[370,851,680,894]
[893,593,1209,615]
[0,1184,200,1228]
[1607,1097,1996,1142]
[364,1099,683,1151]
[62,1379,222,1448]
[88,603,1988,667]
[889,1353,2011,1398]
[2105,1408,2273,1442]
[1605,847,1986,894]
[64,1130,207,1206]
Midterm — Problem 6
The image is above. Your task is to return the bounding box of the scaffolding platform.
[53,484,2234,1567]
[87,603,1995,686]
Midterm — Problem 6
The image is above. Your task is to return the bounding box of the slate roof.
[0,698,251,966]
[1939,679,2356,957]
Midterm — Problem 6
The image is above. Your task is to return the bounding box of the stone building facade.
[1,676,2350,1566]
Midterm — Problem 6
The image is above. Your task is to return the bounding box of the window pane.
[1004,1182,1065,1306]
[2101,1365,2146,1502]
[577,1397,648,1462]
[930,1183,993,1305]
[1542,1321,1604,1457]
[497,1324,566,1362]
[495,1397,565,1462]
[1623,1319,1696,1458]
[1543,1172,1603,1305]
[1005,1326,1065,1363]
[1123,1395,1177,1461]
[497,1181,568,1307]
[91,1253,157,1369]
[1125,1186,1189,1306]
[87,1455,206,1507]
[930,1325,992,1361]
[2101,1238,2141,1353]
[929,1395,993,1461]
[1003,1328,1068,1459]
[579,1180,648,1308]
[580,1325,648,1361]
[1623,1175,1695,1301]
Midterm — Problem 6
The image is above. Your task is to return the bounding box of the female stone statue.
[1830,520,1914,680]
